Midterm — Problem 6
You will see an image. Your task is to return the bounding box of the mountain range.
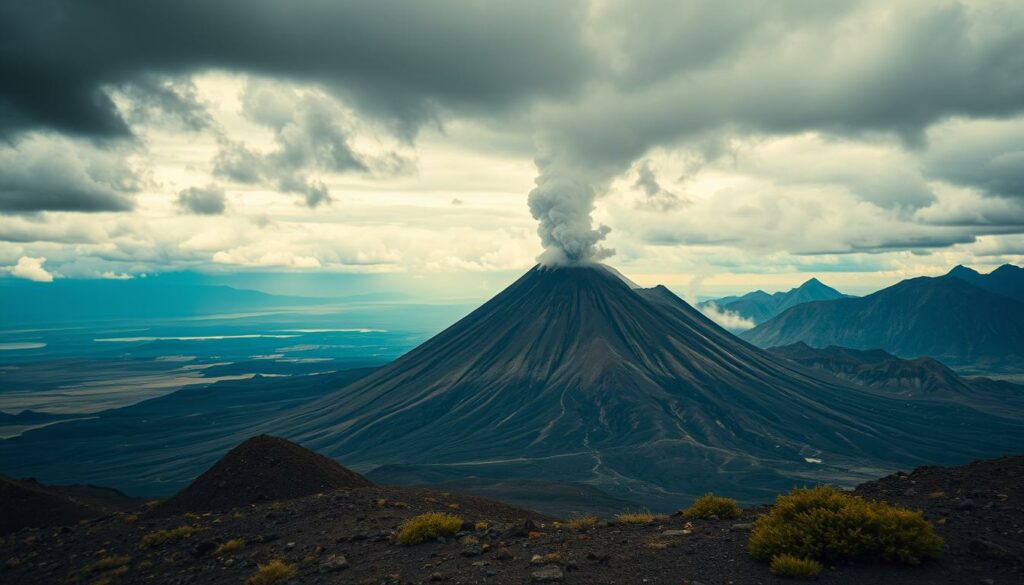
[699,277,848,325]
[742,265,1024,368]
[947,263,1024,302]
[767,342,1024,414]
[260,264,1023,508]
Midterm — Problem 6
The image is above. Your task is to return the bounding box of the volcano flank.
[270,264,1024,509]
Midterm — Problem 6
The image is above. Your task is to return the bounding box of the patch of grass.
[474,521,489,531]
[645,539,679,549]
[926,491,947,499]
[615,509,666,524]
[749,485,942,565]
[139,525,200,549]
[568,515,599,531]
[770,554,822,579]
[6,556,24,569]
[530,552,561,564]
[88,556,131,572]
[682,493,742,520]
[395,513,463,545]
[67,555,132,583]
[247,559,297,585]
[214,539,245,555]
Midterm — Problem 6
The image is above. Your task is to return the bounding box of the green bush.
[395,513,463,545]
[748,485,941,564]
[682,493,742,520]
[769,554,822,579]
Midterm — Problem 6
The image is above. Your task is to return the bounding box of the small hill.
[742,274,1024,367]
[156,435,372,515]
[699,277,847,326]
[0,475,139,534]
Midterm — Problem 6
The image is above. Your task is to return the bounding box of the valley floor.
[2,456,1022,585]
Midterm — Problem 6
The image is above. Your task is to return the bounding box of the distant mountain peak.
[947,264,981,278]
[992,264,1023,275]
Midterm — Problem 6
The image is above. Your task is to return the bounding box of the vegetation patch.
[749,485,942,564]
[568,515,599,531]
[682,493,742,520]
[66,555,132,583]
[139,525,200,549]
[615,510,666,524]
[395,513,463,545]
[214,539,245,555]
[769,554,822,579]
[247,559,297,585]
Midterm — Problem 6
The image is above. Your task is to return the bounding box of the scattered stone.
[189,541,216,557]
[284,541,296,550]
[503,519,538,538]
[531,564,564,582]
[586,551,610,563]
[661,530,689,537]
[956,499,977,511]
[730,523,754,531]
[460,547,482,557]
[495,547,514,560]
[969,539,1019,562]
[319,555,349,573]
[428,572,444,582]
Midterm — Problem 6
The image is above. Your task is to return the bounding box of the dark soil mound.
[0,475,139,534]
[156,435,371,515]
[855,455,1024,575]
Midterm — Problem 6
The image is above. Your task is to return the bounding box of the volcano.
[270,264,1024,508]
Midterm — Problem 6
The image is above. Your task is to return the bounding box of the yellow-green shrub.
[214,539,245,555]
[770,554,822,579]
[682,493,742,520]
[395,513,463,545]
[568,515,599,531]
[139,525,199,549]
[615,509,666,524]
[748,485,941,564]
[247,559,296,585]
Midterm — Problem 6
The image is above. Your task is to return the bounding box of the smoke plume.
[528,156,614,266]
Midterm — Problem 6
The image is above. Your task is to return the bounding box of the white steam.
[528,156,614,266]
[699,302,755,331]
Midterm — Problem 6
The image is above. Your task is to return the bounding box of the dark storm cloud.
[543,0,1024,171]
[212,82,388,208]
[0,0,592,140]
[177,186,226,215]
[924,119,1024,199]
[0,135,137,213]
[118,76,213,131]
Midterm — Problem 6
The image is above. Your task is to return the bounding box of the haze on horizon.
[2,0,1024,298]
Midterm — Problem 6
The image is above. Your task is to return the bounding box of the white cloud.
[9,256,54,282]
[699,302,755,331]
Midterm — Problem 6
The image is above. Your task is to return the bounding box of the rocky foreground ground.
[2,455,1022,585]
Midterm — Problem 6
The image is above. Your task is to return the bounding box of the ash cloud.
[528,156,613,266]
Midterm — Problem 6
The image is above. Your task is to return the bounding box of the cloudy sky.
[2,0,1023,297]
